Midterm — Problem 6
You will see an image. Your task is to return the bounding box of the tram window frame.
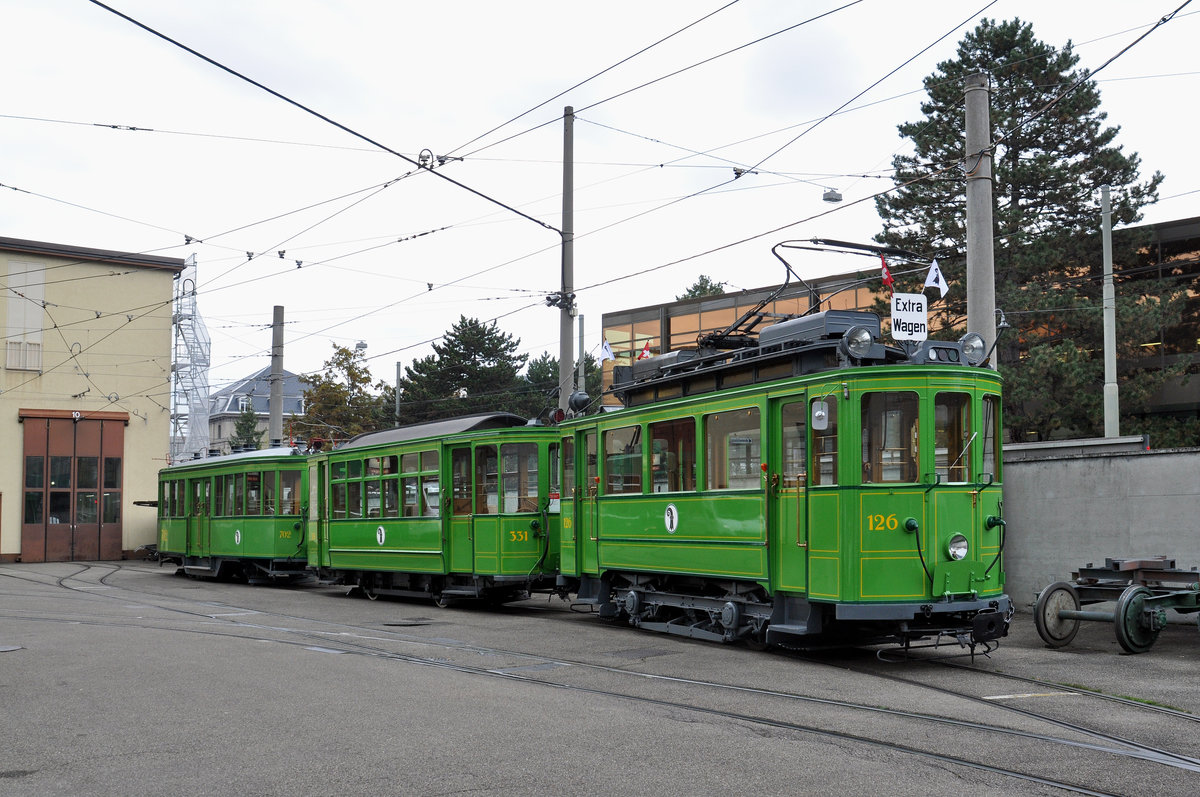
[500,442,539,512]
[420,450,440,517]
[279,470,302,514]
[604,425,643,495]
[781,401,807,488]
[982,394,1002,481]
[705,408,761,491]
[861,392,920,484]
[451,448,472,516]
[935,392,973,483]
[476,445,500,514]
[810,398,839,486]
[560,438,574,501]
[245,471,262,515]
[649,417,696,493]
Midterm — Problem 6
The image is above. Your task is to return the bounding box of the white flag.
[600,338,615,362]
[924,259,949,298]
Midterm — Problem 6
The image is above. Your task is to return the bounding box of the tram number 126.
[867,513,899,531]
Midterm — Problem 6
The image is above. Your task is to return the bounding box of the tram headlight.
[947,534,969,561]
[840,326,874,359]
[959,332,987,366]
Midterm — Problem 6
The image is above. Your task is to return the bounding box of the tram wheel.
[1114,585,1159,654]
[1033,581,1080,648]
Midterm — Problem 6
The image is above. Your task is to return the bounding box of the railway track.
[3,562,1196,795]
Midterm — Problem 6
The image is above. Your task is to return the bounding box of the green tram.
[157,447,309,581]
[559,309,1012,650]
[305,414,564,604]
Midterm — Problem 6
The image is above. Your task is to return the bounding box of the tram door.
[187,478,210,557]
[558,436,578,577]
[447,447,474,573]
[769,396,808,592]
[577,431,600,575]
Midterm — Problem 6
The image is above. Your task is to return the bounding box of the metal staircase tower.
[169,255,211,463]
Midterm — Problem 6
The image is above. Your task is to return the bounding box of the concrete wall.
[1003,445,1200,608]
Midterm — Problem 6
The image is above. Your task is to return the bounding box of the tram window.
[649,418,696,493]
[604,425,643,495]
[402,453,419,473]
[246,472,262,515]
[213,475,225,515]
[332,482,347,519]
[280,470,301,514]
[347,460,362,479]
[781,401,807,487]
[548,443,561,511]
[421,474,440,517]
[861,392,919,484]
[561,438,575,501]
[347,481,363,518]
[705,408,760,490]
[935,393,972,482]
[501,443,539,512]
[384,478,400,517]
[263,470,277,513]
[366,458,381,477]
[422,450,439,471]
[982,395,1002,480]
[332,461,347,480]
[381,455,398,475]
[476,445,499,514]
[451,448,471,515]
[401,477,418,517]
[810,399,838,486]
[233,473,246,515]
[223,475,236,516]
[586,433,598,496]
[366,479,382,518]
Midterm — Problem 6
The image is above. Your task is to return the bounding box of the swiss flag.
[637,340,652,360]
[880,254,895,297]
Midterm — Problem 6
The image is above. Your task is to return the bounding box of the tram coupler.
[971,609,1007,643]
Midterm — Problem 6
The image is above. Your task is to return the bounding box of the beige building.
[1,237,184,562]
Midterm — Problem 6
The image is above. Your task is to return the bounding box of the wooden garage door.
[20,411,128,562]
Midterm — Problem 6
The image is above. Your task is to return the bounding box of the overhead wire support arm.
[86,0,559,235]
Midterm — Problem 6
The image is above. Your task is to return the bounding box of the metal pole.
[268,305,284,447]
[964,74,997,369]
[558,106,575,412]
[1102,185,1119,436]
[395,361,403,428]
[577,313,585,394]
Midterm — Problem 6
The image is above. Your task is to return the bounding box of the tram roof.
[337,412,532,451]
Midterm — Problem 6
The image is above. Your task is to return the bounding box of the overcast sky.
[4,0,1196,394]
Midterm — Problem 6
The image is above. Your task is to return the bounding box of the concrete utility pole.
[1101,185,1120,436]
[964,73,998,369]
[558,106,576,413]
[268,305,284,447]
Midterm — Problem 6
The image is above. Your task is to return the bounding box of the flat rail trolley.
[1034,556,1200,653]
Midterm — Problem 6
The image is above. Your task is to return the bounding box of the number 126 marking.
[867,514,898,531]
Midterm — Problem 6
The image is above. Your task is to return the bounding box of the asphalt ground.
[1,561,1196,796]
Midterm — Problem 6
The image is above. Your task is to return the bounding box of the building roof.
[0,236,186,271]
[210,366,311,416]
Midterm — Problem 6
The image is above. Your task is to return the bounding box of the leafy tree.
[397,316,530,424]
[873,18,1195,444]
[297,343,393,444]
[676,275,725,300]
[229,403,263,451]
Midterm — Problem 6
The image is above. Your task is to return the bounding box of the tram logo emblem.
[376,526,386,546]
[664,504,679,534]
[234,529,241,546]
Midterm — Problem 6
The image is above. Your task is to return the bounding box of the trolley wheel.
[1114,585,1159,654]
[1034,581,1081,647]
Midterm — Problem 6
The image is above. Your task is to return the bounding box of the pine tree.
[397,316,530,424]
[229,403,263,451]
[873,18,1195,444]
